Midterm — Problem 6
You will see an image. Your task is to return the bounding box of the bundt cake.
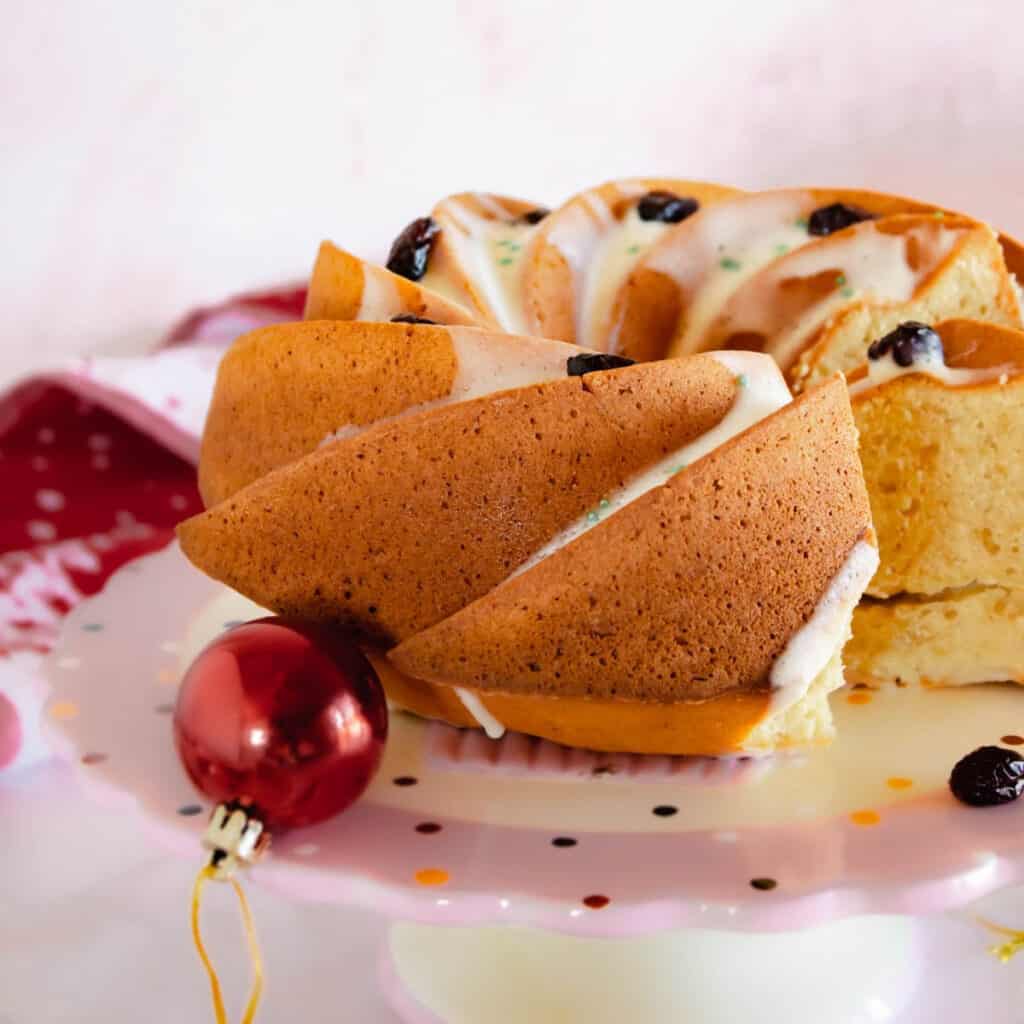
[181,328,875,755]
[182,176,1024,754]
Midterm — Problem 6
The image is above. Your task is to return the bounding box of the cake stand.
[43,544,1024,1023]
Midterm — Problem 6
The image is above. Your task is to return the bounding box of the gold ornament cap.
[201,799,271,879]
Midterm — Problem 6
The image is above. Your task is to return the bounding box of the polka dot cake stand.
[43,543,1024,1023]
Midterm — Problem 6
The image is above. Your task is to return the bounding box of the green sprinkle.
[626,243,641,254]
[507,242,521,251]
[795,217,809,229]
[774,243,790,256]
[933,209,945,219]
[737,373,748,388]
[835,273,846,287]
[586,510,601,524]
[598,498,611,510]
[666,463,687,475]
[720,257,742,271]
[498,256,515,266]
[840,286,855,298]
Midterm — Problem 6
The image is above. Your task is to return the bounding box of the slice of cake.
[843,318,1024,687]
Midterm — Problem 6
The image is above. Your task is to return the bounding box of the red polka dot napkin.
[0,285,306,769]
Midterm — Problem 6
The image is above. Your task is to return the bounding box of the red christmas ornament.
[174,618,388,829]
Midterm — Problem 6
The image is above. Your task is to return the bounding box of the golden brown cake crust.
[391,377,872,703]
[198,320,462,506]
[303,241,479,325]
[180,355,739,647]
[368,650,773,756]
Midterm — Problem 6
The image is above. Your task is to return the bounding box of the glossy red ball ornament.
[173,618,388,829]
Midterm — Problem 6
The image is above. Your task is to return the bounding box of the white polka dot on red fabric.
[169,494,189,511]
[87,433,112,452]
[90,534,114,551]
[37,427,55,444]
[36,489,66,512]
[27,520,57,542]
[31,456,50,472]
[91,453,110,470]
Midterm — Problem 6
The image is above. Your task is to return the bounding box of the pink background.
[5,0,1024,385]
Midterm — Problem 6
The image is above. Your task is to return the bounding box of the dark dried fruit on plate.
[807,202,874,237]
[867,321,943,368]
[637,191,700,224]
[949,745,1024,807]
[566,353,637,377]
[386,217,440,281]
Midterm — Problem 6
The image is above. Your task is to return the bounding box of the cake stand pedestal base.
[381,914,922,1024]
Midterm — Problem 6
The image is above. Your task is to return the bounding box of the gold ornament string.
[978,917,1024,963]
[191,864,265,1024]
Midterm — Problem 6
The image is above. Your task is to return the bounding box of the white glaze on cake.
[769,540,879,713]
[356,265,403,322]
[755,221,965,368]
[512,351,792,577]
[577,207,673,347]
[545,182,682,346]
[454,686,506,739]
[650,192,815,356]
[848,346,1017,396]
[320,329,582,447]
[423,196,536,333]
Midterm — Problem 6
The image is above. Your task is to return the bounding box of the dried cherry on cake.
[386,217,440,281]
[390,314,438,325]
[566,353,637,377]
[519,208,550,225]
[866,321,943,367]
[807,202,874,236]
[637,191,700,224]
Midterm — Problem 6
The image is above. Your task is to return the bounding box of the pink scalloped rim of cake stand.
[40,542,1024,938]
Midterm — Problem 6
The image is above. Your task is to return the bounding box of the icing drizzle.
[454,687,506,739]
[424,196,536,333]
[848,345,1017,396]
[544,183,681,346]
[770,540,880,712]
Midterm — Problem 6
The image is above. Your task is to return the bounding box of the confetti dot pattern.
[850,810,881,826]
[415,868,449,887]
